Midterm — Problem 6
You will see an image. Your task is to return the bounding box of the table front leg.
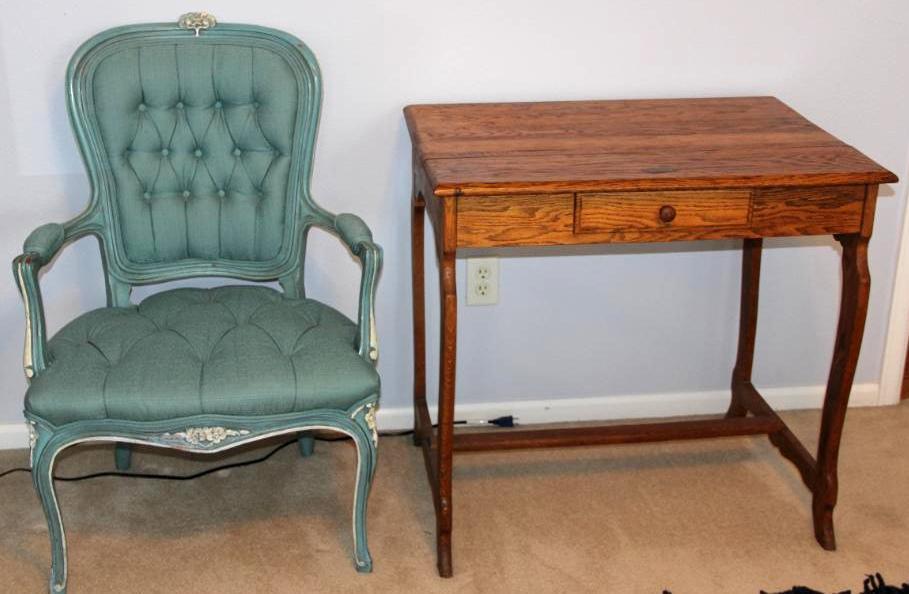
[813,232,871,549]
[436,248,457,577]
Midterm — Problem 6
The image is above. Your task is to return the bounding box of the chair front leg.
[30,424,68,593]
[349,402,378,572]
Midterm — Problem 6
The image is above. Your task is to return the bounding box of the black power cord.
[383,415,517,437]
[0,415,516,482]
[0,437,297,482]
[0,467,29,480]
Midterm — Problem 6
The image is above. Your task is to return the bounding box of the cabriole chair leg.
[32,430,68,594]
[350,417,377,573]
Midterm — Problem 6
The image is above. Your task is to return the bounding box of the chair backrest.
[66,19,328,304]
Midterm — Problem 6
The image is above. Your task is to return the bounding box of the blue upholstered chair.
[13,14,381,593]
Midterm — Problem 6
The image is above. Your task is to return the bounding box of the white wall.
[1,1,908,435]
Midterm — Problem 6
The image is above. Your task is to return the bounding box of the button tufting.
[217,189,226,198]
[175,101,184,109]
[138,103,147,111]
[25,286,379,425]
[214,100,222,109]
[143,191,151,199]
[161,148,170,156]
[194,149,203,158]
[233,148,242,157]
[182,190,191,199]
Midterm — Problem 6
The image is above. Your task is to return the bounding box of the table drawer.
[575,190,752,234]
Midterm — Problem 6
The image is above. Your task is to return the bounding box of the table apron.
[454,184,868,247]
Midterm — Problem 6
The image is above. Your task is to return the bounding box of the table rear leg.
[412,196,428,447]
[728,238,763,418]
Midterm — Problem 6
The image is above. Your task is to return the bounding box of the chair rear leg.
[297,433,315,457]
[114,442,132,470]
[31,428,68,593]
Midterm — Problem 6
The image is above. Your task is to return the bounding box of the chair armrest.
[13,221,86,379]
[335,213,374,251]
[23,223,65,265]
[318,213,383,363]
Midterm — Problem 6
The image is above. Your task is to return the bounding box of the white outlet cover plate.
[466,257,499,305]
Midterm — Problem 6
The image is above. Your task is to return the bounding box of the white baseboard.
[0,423,29,451]
[374,382,882,431]
[0,382,881,450]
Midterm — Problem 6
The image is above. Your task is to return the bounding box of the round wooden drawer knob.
[659,205,677,223]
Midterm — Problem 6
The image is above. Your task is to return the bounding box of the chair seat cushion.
[26,286,379,425]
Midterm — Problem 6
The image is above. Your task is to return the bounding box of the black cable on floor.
[382,415,516,436]
[0,467,28,480]
[0,438,297,482]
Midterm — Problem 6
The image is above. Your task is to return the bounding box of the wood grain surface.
[453,185,866,247]
[456,194,573,247]
[404,97,897,196]
[576,189,752,232]
[751,185,865,235]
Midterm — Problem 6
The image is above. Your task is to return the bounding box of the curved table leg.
[436,249,457,578]
[813,232,871,549]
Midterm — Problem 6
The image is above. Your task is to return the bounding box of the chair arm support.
[13,220,90,380]
[322,213,382,363]
[13,253,50,379]
[354,239,382,363]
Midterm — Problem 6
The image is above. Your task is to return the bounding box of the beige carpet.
[1,405,908,593]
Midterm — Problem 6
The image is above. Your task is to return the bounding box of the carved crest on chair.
[178,12,217,36]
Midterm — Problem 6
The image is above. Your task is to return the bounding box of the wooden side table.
[404,97,898,577]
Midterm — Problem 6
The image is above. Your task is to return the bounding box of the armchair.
[13,16,382,593]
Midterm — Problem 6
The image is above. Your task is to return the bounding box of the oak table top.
[404,97,897,196]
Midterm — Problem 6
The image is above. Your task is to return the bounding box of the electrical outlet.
[466,257,499,305]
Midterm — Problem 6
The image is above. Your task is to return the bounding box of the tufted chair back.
[65,23,327,304]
